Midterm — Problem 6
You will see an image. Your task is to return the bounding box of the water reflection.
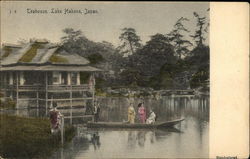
[91,132,101,150]
[127,131,136,149]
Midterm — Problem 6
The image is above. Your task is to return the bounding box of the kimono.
[128,106,136,124]
[49,108,62,133]
[138,106,146,123]
[146,111,156,124]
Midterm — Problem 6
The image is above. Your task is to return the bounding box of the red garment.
[49,110,59,129]
[138,106,146,123]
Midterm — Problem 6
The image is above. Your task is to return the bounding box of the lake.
[48,95,209,159]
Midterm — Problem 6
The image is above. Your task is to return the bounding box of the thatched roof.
[1,41,90,66]
[0,40,102,72]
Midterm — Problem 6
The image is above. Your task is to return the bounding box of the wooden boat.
[87,118,184,129]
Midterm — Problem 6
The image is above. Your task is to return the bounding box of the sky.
[1,2,209,47]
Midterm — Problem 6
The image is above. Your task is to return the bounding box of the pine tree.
[190,12,207,47]
[118,28,141,56]
[167,17,193,59]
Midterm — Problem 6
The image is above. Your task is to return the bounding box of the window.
[53,72,61,84]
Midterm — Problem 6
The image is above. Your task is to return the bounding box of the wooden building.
[0,39,101,113]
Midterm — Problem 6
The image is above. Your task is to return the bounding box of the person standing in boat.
[138,103,146,123]
[128,103,136,124]
[146,109,156,124]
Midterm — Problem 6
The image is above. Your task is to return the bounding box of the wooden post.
[70,90,72,124]
[45,72,48,115]
[9,72,13,85]
[70,73,73,124]
[92,73,95,109]
[61,116,64,145]
[76,72,80,85]
[36,91,39,116]
[16,72,19,110]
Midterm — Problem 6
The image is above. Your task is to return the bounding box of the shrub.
[0,98,16,109]
[0,115,75,158]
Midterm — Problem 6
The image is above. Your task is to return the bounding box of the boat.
[86,118,184,129]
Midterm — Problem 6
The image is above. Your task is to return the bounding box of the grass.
[49,54,68,63]
[19,43,44,62]
[0,114,75,159]
[1,47,12,59]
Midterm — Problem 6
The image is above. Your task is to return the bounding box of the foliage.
[190,12,207,47]
[119,68,142,86]
[0,92,4,98]
[118,27,142,56]
[87,53,104,64]
[19,43,44,62]
[167,17,193,59]
[135,33,176,79]
[49,54,68,63]
[58,18,209,89]
[0,114,75,159]
[148,73,173,90]
[190,68,209,88]
[80,72,90,84]
[0,98,16,109]
[95,77,106,89]
[186,45,210,88]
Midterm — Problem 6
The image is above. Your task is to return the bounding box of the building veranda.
[0,39,101,115]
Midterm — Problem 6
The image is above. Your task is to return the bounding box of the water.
[2,95,209,158]
[50,95,209,159]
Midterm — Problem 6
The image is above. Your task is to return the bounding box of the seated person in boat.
[128,103,136,124]
[146,109,156,124]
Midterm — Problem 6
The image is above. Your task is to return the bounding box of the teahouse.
[0,39,101,112]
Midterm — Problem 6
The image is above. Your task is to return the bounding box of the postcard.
[0,2,248,159]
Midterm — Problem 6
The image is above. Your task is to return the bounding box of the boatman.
[128,103,136,124]
[93,101,100,122]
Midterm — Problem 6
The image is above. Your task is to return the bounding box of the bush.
[0,115,75,159]
[87,53,104,64]
[0,98,16,109]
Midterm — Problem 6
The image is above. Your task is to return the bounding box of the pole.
[45,72,48,115]
[61,116,64,145]
[92,73,95,111]
[16,72,19,110]
[36,91,39,116]
[70,74,72,124]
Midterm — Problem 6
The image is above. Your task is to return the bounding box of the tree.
[135,33,176,81]
[118,28,142,56]
[190,12,207,46]
[60,28,88,55]
[167,17,192,59]
[186,45,210,88]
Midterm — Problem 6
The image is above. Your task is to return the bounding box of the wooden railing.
[2,84,90,91]
[47,84,89,91]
